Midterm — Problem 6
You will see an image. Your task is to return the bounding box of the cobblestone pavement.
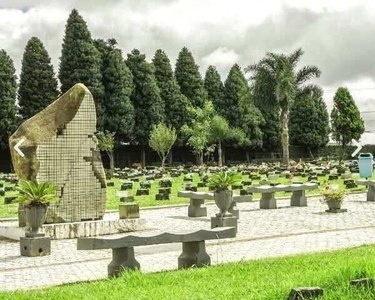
[2,193,375,291]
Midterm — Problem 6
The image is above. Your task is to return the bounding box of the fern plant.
[208,171,242,191]
[15,180,59,207]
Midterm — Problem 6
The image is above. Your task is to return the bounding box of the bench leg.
[290,190,307,207]
[107,247,140,277]
[178,241,211,269]
[260,192,277,209]
[368,186,375,202]
[188,198,207,217]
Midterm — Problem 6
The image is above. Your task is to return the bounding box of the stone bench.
[247,183,318,209]
[177,191,213,217]
[356,180,375,201]
[77,227,236,277]
[177,191,249,217]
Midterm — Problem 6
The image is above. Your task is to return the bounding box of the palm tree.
[246,48,321,164]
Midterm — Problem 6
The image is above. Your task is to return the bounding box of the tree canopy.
[18,37,58,120]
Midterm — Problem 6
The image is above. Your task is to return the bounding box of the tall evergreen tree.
[103,49,134,138]
[289,90,330,156]
[175,47,207,108]
[204,65,224,112]
[152,49,191,137]
[18,37,58,120]
[251,69,281,150]
[331,87,365,162]
[0,50,17,149]
[221,64,250,128]
[95,39,134,140]
[59,9,104,128]
[126,49,164,166]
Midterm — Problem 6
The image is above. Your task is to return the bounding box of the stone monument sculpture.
[9,83,106,224]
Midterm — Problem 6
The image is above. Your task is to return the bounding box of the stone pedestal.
[367,185,375,201]
[211,215,237,233]
[20,236,51,257]
[178,241,211,269]
[108,247,140,277]
[260,192,277,209]
[228,201,239,219]
[119,203,140,219]
[188,199,207,217]
[290,190,307,207]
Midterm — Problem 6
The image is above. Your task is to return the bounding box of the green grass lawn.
[2,245,375,299]
[0,172,373,219]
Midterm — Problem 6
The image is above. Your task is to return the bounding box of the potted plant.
[15,180,59,235]
[208,171,241,216]
[320,182,346,210]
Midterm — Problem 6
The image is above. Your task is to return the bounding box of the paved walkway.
[2,192,375,291]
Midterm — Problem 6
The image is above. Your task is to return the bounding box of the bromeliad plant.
[15,180,59,207]
[208,171,242,191]
[320,182,346,211]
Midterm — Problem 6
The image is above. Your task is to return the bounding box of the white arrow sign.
[14,138,25,158]
[351,139,362,157]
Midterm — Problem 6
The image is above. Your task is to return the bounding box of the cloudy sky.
[1,0,375,143]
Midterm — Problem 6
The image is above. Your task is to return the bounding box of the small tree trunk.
[222,147,226,166]
[108,150,115,178]
[281,109,290,165]
[141,145,146,168]
[246,150,250,163]
[308,147,314,159]
[218,141,223,167]
[168,149,173,166]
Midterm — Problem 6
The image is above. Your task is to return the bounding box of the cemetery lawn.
[0,172,374,219]
[2,245,375,299]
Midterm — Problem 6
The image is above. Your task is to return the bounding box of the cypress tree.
[0,50,17,149]
[59,9,104,128]
[289,91,330,156]
[126,49,164,166]
[103,48,134,139]
[221,64,249,128]
[204,65,224,112]
[18,37,58,120]
[152,49,191,135]
[175,47,207,108]
[331,87,365,161]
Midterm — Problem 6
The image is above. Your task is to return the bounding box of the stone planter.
[326,198,342,210]
[25,205,47,236]
[214,190,233,216]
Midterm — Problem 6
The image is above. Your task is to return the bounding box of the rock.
[9,84,106,223]
[288,287,323,299]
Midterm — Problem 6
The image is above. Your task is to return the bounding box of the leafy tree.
[96,131,115,177]
[18,37,58,120]
[331,87,365,162]
[204,65,224,112]
[247,48,321,163]
[149,123,177,169]
[126,49,164,166]
[208,115,230,167]
[59,9,104,128]
[289,89,330,157]
[182,102,215,165]
[95,39,134,140]
[175,47,207,108]
[0,50,17,149]
[152,49,191,140]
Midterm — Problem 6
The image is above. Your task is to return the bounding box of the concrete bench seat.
[177,191,250,217]
[77,227,236,277]
[247,183,318,209]
[356,180,375,201]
